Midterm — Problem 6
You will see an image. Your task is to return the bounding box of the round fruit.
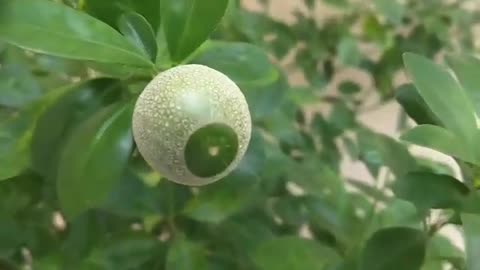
[132,64,252,186]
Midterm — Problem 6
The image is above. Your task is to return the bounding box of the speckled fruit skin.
[132,64,252,186]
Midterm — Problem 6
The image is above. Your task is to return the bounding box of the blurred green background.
[1,0,480,269]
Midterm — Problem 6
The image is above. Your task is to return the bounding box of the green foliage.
[57,103,134,219]
[360,227,427,270]
[117,12,158,62]
[0,0,479,269]
[0,0,154,68]
[161,0,229,62]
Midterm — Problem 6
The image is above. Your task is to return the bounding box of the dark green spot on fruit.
[185,123,238,178]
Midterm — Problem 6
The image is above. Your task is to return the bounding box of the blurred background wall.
[241,0,480,248]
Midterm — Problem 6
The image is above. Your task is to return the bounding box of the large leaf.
[401,124,475,163]
[166,237,209,270]
[161,0,229,62]
[447,54,480,117]
[191,41,278,87]
[403,53,477,143]
[0,108,37,180]
[395,84,442,126]
[0,86,68,180]
[393,171,470,210]
[118,12,157,62]
[462,213,480,270]
[31,79,123,181]
[360,227,427,270]
[0,0,153,67]
[253,236,340,270]
[57,103,134,219]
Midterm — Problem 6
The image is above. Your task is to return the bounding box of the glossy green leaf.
[118,12,157,62]
[401,124,475,163]
[403,53,477,143]
[0,86,69,180]
[101,169,163,218]
[0,0,152,67]
[166,237,209,270]
[461,213,480,270]
[84,0,161,30]
[0,109,36,180]
[183,171,257,224]
[447,54,480,117]
[57,103,134,219]
[155,27,171,69]
[191,41,278,87]
[360,227,427,270]
[253,236,340,270]
[395,84,442,126]
[161,0,229,62]
[31,79,123,181]
[393,172,470,210]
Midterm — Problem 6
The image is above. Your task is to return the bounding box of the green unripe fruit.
[132,64,252,186]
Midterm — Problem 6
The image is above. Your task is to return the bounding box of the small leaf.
[118,12,157,62]
[393,171,470,210]
[166,237,209,270]
[360,227,427,270]
[57,103,134,219]
[395,84,442,126]
[0,0,152,67]
[161,0,229,62]
[401,124,475,163]
[338,80,361,95]
[373,0,405,25]
[253,236,340,270]
[461,213,480,270]
[403,53,477,143]
[337,37,361,67]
